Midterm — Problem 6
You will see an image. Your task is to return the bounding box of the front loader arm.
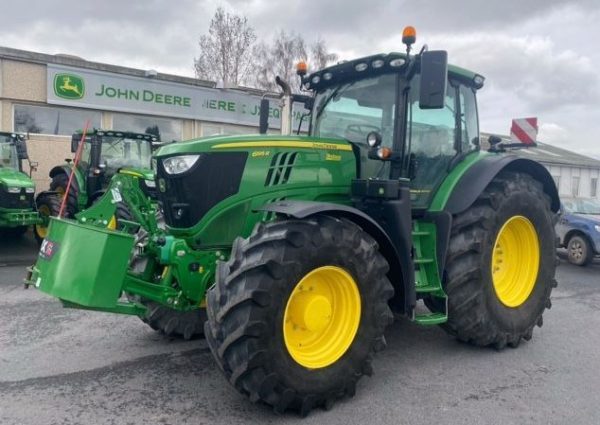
[75,171,159,234]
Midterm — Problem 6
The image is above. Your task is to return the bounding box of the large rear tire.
[441,171,557,348]
[205,215,394,415]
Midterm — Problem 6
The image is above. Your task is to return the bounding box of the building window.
[592,177,598,198]
[571,176,580,197]
[112,113,182,142]
[14,104,101,136]
[552,175,560,192]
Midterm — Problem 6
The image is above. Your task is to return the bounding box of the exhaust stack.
[276,76,293,135]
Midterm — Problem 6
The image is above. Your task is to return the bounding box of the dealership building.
[1,45,599,200]
[0,46,295,190]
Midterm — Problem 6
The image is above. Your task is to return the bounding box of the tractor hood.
[154,134,352,157]
[119,167,154,181]
[0,168,35,190]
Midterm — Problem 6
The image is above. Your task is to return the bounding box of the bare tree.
[253,31,306,92]
[253,32,338,93]
[194,8,256,87]
[310,39,338,72]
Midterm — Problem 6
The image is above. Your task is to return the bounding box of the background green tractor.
[34,129,159,241]
[28,28,559,415]
[0,132,39,238]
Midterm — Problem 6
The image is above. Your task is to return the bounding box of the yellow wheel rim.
[492,216,540,308]
[283,266,361,369]
[35,205,51,239]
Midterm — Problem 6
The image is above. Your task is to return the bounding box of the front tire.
[205,215,394,415]
[566,235,592,266]
[50,173,78,218]
[140,301,207,340]
[34,194,62,244]
[442,171,557,348]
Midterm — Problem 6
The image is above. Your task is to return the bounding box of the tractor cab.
[303,30,483,210]
[0,132,39,235]
[70,129,157,197]
[0,132,29,173]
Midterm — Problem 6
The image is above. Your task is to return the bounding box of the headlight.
[162,155,200,175]
[7,187,20,193]
[144,179,156,188]
[25,187,35,193]
[595,225,600,233]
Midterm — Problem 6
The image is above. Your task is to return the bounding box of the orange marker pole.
[58,120,90,218]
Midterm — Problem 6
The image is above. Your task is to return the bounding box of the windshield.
[312,74,397,148]
[101,136,153,175]
[0,135,19,170]
[562,198,600,215]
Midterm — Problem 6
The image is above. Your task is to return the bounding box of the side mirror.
[16,139,29,160]
[259,99,270,134]
[71,135,79,153]
[419,50,448,109]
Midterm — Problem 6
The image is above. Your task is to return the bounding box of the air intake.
[264,152,298,186]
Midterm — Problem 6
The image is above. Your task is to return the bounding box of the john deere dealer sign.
[47,64,305,129]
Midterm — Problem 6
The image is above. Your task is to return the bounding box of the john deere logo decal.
[54,73,85,100]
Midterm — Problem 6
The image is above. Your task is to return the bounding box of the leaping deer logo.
[54,73,85,99]
[59,76,82,96]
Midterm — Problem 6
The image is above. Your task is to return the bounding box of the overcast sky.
[1,0,599,157]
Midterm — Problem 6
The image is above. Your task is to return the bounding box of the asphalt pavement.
[0,231,599,425]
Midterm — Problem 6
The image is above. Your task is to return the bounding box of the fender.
[49,165,83,194]
[49,165,71,179]
[443,154,560,215]
[260,200,415,315]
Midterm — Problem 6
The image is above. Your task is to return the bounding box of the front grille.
[0,187,34,209]
[157,152,248,228]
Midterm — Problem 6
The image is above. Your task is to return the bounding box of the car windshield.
[562,198,600,215]
[0,135,19,170]
[101,136,153,174]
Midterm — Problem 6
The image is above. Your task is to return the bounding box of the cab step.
[413,312,447,325]
[412,219,448,325]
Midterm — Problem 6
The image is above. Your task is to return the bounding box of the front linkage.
[27,170,220,326]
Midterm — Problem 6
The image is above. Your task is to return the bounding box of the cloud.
[0,0,599,156]
[418,33,600,113]
[539,122,569,145]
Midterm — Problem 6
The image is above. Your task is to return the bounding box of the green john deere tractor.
[27,30,559,415]
[34,129,159,241]
[0,132,39,237]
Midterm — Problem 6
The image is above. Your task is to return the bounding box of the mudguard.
[444,155,560,215]
[260,200,415,315]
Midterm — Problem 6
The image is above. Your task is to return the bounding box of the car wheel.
[567,235,592,266]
